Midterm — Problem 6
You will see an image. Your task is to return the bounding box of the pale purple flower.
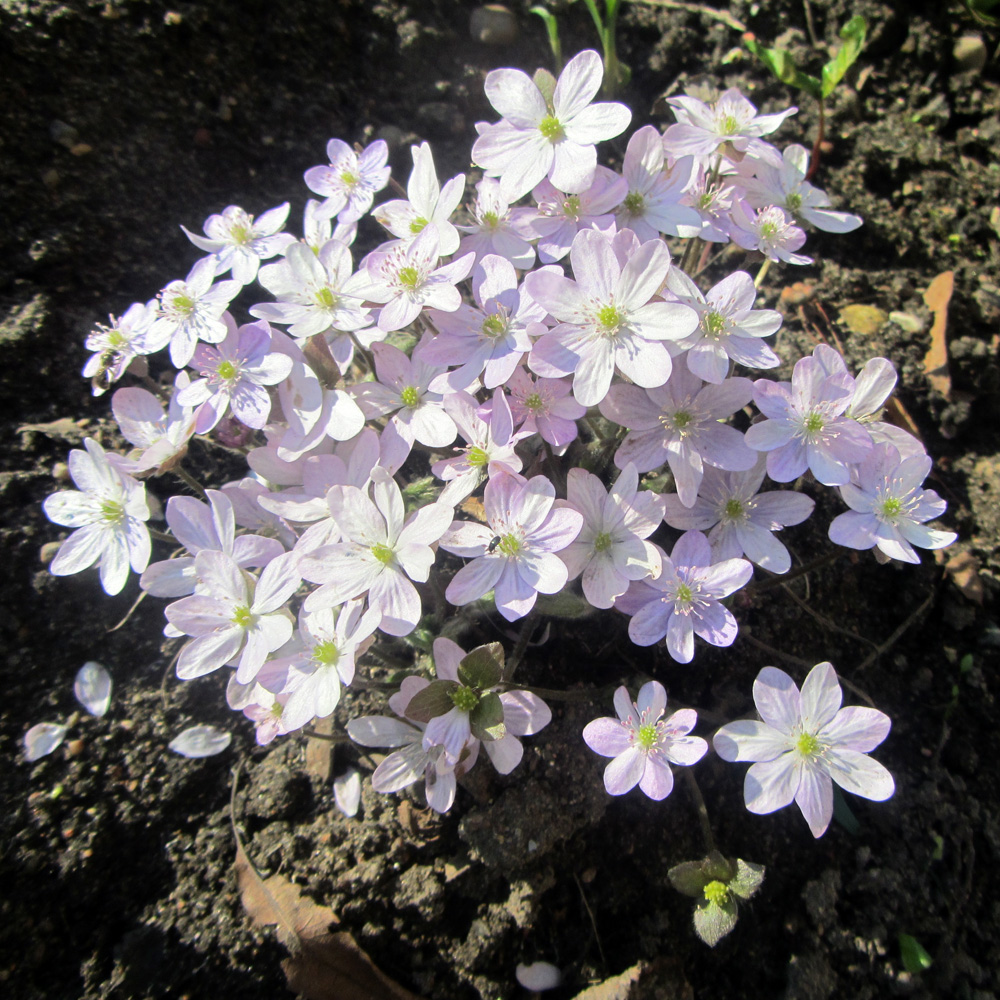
[663,88,795,168]
[43,438,151,596]
[181,202,296,285]
[110,372,197,476]
[251,240,372,344]
[350,335,457,454]
[680,161,735,243]
[265,598,381,732]
[525,229,698,406]
[600,366,756,506]
[736,144,862,233]
[150,258,242,369]
[828,442,956,564]
[140,488,284,598]
[662,459,815,574]
[431,389,523,505]
[359,226,475,332]
[421,254,544,391]
[164,549,300,683]
[303,138,391,223]
[616,128,702,240]
[473,49,632,201]
[523,167,627,263]
[583,680,707,799]
[299,467,453,635]
[506,367,585,455]
[713,662,895,838]
[373,142,465,256]
[83,300,160,395]
[558,464,665,609]
[441,470,583,621]
[622,530,753,662]
[664,268,782,383]
[457,177,537,269]
[728,201,812,265]
[744,353,873,486]
[178,318,293,434]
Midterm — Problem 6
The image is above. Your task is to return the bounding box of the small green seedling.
[963,0,1000,28]
[898,933,933,973]
[531,0,630,96]
[744,15,867,179]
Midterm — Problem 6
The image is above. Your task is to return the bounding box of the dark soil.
[2,1,999,998]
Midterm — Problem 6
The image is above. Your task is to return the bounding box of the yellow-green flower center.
[786,192,803,212]
[636,722,658,750]
[371,542,394,565]
[172,294,195,317]
[593,531,613,553]
[481,211,499,228]
[340,170,359,188]
[675,583,693,602]
[313,640,341,666]
[231,604,255,628]
[230,223,251,246]
[804,411,824,434]
[524,392,544,412]
[704,880,729,905]
[467,446,490,467]
[409,216,429,235]
[539,115,565,141]
[720,114,740,135]
[100,499,125,524]
[451,685,480,712]
[597,304,627,336]
[673,410,692,430]
[397,266,421,290]
[496,533,521,557]
[880,497,903,519]
[481,313,507,339]
[217,360,238,381]
[760,220,779,239]
[796,731,821,757]
[400,385,420,408]
[562,195,582,218]
[624,191,646,215]
[724,498,744,520]
[704,311,727,338]
[315,286,338,309]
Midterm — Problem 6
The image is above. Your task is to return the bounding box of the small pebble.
[470,5,518,45]
[49,120,78,149]
[953,35,987,75]
[40,541,61,565]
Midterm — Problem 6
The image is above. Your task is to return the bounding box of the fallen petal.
[25,723,68,761]
[333,768,362,818]
[168,724,231,758]
[515,960,562,991]
[74,661,112,718]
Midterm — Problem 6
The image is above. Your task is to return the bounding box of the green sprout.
[743,15,867,179]
[962,0,1000,28]
[898,933,933,973]
[531,0,630,96]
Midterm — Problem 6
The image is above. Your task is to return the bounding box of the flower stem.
[504,605,540,681]
[754,256,772,289]
[173,466,207,499]
[683,769,716,854]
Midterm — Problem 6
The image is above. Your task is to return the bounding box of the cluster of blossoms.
[44,51,950,846]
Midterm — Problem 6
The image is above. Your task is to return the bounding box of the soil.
[2,1,999,998]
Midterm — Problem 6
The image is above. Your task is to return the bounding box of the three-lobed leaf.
[457,642,504,690]
[403,680,458,723]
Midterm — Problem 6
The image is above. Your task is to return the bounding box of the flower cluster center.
[451,685,480,712]
[704,880,729,905]
[400,385,420,408]
[539,115,565,141]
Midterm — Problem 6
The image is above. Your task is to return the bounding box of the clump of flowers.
[39,49,955,954]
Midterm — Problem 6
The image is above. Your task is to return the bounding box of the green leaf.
[693,897,738,947]
[668,861,710,898]
[529,8,563,73]
[470,691,506,742]
[744,35,822,99]
[701,850,735,883]
[832,784,861,835]
[729,858,766,900]
[534,590,596,619]
[899,933,933,973]
[821,16,867,98]
[457,642,504,690]
[532,67,558,109]
[404,680,458,723]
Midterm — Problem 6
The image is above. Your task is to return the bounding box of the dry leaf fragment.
[922,271,954,399]
[943,550,984,604]
[235,844,421,1000]
[838,304,889,336]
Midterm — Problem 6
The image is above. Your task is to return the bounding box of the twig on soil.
[504,605,540,680]
[744,549,842,595]
[779,582,880,655]
[742,633,813,669]
[573,873,608,973]
[633,0,747,33]
[107,588,148,632]
[159,642,182,710]
[802,0,820,48]
[854,583,939,674]
[682,769,716,854]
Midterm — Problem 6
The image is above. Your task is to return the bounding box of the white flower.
[43,438,151,595]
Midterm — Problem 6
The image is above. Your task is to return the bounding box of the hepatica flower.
[303,138,391,223]
[714,663,895,838]
[525,229,698,407]
[828,442,956,563]
[43,438,151,596]
[441,470,583,621]
[583,680,707,799]
[728,202,811,266]
[623,530,753,662]
[473,49,631,201]
[178,317,293,433]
